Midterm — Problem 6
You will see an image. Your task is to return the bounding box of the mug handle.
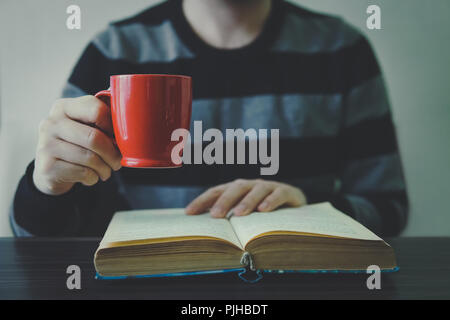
[94,89,117,145]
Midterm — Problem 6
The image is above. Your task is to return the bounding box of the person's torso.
[68,0,366,209]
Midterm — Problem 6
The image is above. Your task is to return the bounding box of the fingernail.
[210,207,223,217]
[259,201,269,210]
[234,204,247,216]
[185,206,195,215]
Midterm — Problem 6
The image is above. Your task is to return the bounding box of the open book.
[94,203,397,278]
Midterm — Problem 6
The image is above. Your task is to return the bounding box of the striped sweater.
[11,0,408,237]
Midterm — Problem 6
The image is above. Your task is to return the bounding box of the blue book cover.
[95,267,399,283]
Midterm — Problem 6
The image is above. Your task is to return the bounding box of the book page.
[100,208,243,249]
[229,202,382,247]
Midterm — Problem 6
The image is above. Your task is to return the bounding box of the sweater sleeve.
[11,26,131,237]
[332,36,408,236]
[11,161,129,237]
[11,161,80,236]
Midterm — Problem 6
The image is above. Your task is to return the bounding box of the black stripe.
[363,191,408,236]
[340,114,399,160]
[119,136,339,186]
[69,44,111,95]
[68,37,380,99]
[327,190,408,236]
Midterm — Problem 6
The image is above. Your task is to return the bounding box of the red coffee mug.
[95,74,192,168]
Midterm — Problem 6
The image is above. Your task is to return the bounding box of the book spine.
[240,251,256,271]
[238,252,263,283]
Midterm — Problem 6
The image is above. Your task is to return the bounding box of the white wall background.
[0,0,449,236]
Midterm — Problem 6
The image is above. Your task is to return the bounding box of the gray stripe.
[93,21,194,63]
[62,87,345,138]
[344,76,390,127]
[191,94,343,137]
[61,82,87,98]
[271,13,361,54]
[341,154,406,193]
[94,14,361,62]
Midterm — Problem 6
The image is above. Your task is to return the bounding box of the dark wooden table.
[0,237,449,300]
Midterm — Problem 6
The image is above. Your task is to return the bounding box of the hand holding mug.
[33,96,122,196]
[34,74,192,196]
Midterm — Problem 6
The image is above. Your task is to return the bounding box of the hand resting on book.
[185,179,307,218]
